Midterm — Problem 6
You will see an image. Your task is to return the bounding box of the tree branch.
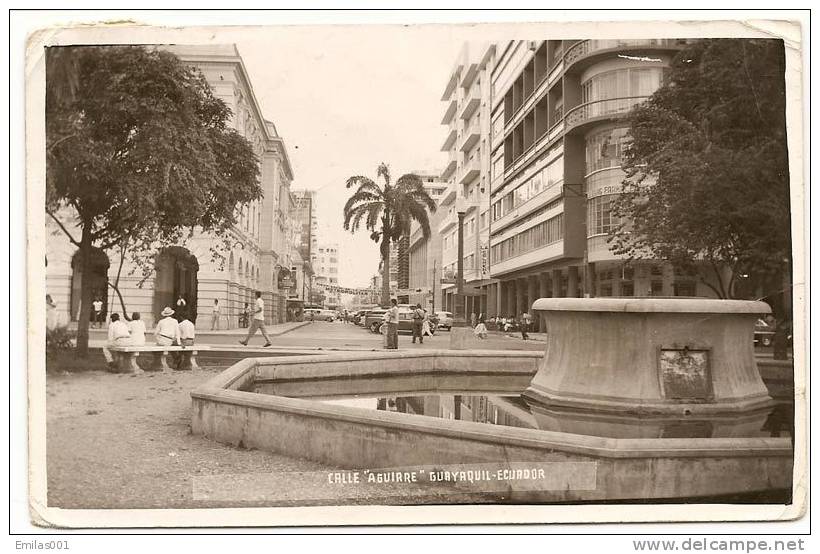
[46,210,81,247]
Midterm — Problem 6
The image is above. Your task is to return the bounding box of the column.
[552,269,562,298]
[507,280,516,318]
[527,275,539,312]
[567,266,579,298]
[539,272,550,299]
[516,278,526,317]
[496,282,504,317]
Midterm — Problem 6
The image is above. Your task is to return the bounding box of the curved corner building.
[481,39,712,320]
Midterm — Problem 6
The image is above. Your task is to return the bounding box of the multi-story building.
[437,43,497,320]
[314,243,340,308]
[45,44,295,328]
[406,170,449,310]
[482,39,709,323]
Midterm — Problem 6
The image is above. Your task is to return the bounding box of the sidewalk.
[86,320,310,342]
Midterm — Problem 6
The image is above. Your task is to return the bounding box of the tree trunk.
[75,231,95,357]
[381,236,391,306]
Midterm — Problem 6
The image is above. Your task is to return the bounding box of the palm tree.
[344,163,437,306]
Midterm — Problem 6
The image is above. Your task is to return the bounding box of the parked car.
[364,309,388,333]
[754,318,776,347]
[318,309,337,322]
[435,311,454,330]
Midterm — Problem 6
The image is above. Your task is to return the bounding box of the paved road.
[223,321,546,352]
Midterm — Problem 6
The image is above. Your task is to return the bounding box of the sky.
[234,26,464,288]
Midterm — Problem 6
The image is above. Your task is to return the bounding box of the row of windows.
[490,213,563,265]
[581,67,665,105]
[491,155,563,223]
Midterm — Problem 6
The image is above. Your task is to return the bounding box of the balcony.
[441,67,461,101]
[458,156,481,185]
[458,120,481,153]
[441,97,457,125]
[564,96,649,134]
[441,127,457,152]
[563,39,687,71]
[459,88,481,121]
[441,151,458,180]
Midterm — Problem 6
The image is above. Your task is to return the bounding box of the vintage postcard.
[22,12,807,529]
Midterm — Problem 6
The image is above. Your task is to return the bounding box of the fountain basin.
[190,350,792,503]
[527,298,774,415]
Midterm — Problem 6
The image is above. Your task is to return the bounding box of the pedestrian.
[127,312,146,346]
[411,303,425,344]
[155,307,180,346]
[474,316,488,340]
[385,298,399,350]
[211,299,221,330]
[177,311,196,370]
[92,297,103,328]
[240,302,250,328]
[102,312,132,370]
[239,291,272,347]
[520,312,531,340]
[470,311,477,329]
[422,310,433,338]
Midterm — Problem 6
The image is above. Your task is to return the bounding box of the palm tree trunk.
[381,236,391,306]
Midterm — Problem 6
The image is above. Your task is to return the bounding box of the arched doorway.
[153,246,199,323]
[70,248,110,321]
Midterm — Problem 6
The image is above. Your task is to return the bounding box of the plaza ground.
[46,321,543,509]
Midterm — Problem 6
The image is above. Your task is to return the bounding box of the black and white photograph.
[15,11,808,533]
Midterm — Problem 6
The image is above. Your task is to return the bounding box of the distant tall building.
[407,170,450,310]
[291,190,316,264]
[314,243,340,307]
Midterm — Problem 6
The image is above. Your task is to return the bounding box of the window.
[587,195,618,236]
[650,281,664,296]
[674,281,696,296]
[586,127,630,173]
[621,282,634,296]
[580,67,664,116]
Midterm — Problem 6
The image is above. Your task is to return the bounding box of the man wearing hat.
[155,306,180,346]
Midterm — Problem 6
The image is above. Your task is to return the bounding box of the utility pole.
[431,259,437,314]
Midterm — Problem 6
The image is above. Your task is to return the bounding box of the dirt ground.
[46,367,499,510]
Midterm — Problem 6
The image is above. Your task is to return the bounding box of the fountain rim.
[531,297,771,314]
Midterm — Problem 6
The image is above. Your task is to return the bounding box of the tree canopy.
[609,38,791,299]
[46,45,262,353]
[343,163,436,305]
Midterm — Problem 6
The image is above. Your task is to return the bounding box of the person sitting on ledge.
[155,307,180,347]
[102,312,132,370]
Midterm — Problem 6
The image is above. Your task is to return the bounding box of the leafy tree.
[46,46,262,355]
[343,164,436,306]
[609,38,791,303]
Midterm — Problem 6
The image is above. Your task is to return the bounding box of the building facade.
[479,39,714,325]
[314,243,340,308]
[407,170,449,310]
[45,44,296,329]
[438,43,497,320]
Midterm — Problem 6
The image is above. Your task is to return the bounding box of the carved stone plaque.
[659,349,711,400]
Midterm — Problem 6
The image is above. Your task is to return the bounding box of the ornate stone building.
[45,44,296,328]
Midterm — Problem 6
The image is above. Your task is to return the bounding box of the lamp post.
[453,195,468,327]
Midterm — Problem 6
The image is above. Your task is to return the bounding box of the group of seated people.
[102,306,196,370]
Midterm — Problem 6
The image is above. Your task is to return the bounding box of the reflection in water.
[315,392,793,441]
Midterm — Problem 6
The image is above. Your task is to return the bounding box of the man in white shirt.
[239,291,271,347]
[385,299,399,350]
[155,307,180,346]
[211,299,221,330]
[176,312,196,370]
[102,312,131,369]
[92,298,103,328]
